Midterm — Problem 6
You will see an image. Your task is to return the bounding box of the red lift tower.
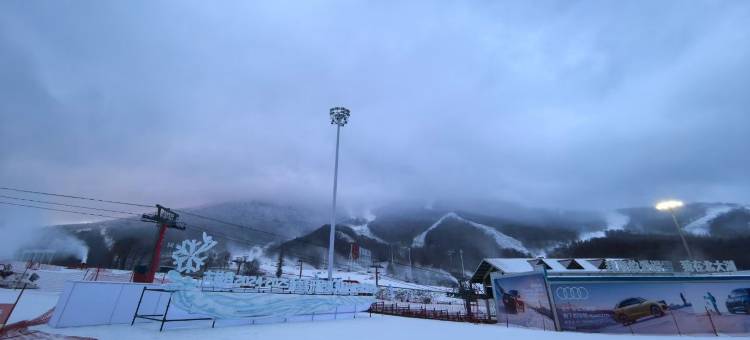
[134,205,185,283]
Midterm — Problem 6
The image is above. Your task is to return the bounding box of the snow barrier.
[48,281,165,328]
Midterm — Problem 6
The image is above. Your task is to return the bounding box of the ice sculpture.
[172,232,217,273]
[166,271,373,318]
[165,232,375,319]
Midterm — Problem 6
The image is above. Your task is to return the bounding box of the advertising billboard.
[549,277,750,335]
[491,272,555,330]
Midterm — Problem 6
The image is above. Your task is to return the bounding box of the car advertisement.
[490,272,555,330]
[549,279,750,335]
[682,282,750,334]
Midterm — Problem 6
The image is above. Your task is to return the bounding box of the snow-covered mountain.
[683,204,736,236]
[614,202,750,237]
[284,201,750,277]
[36,200,750,278]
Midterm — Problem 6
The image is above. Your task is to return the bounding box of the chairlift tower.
[139,204,185,283]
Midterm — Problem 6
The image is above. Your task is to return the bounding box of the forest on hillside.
[549,230,750,269]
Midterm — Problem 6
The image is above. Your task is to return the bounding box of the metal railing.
[369,301,495,324]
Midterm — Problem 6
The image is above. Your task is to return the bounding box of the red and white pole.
[146,223,169,283]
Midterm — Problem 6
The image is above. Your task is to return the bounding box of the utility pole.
[371,264,382,287]
[407,247,413,281]
[459,249,466,280]
[276,246,285,278]
[298,259,303,278]
[448,250,455,273]
[390,244,394,265]
[139,205,185,283]
[327,107,350,280]
[349,243,353,272]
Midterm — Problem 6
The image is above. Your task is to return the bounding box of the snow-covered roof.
[470,257,610,283]
[573,259,601,271]
[484,258,534,273]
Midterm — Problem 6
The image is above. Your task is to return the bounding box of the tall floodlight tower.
[327,107,350,280]
[655,200,693,259]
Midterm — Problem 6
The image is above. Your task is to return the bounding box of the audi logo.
[555,286,589,301]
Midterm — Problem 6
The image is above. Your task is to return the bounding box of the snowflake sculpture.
[172,232,218,273]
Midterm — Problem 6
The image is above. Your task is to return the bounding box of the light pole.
[327,107,350,280]
[655,200,693,259]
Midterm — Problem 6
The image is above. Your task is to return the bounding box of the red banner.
[0,303,14,328]
[351,244,360,260]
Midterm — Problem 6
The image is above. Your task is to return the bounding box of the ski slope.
[347,222,387,243]
[579,211,629,241]
[411,213,527,253]
[683,205,734,236]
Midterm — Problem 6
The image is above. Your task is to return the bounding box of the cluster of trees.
[709,209,750,236]
[549,230,750,269]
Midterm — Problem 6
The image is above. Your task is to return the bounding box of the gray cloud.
[1,0,749,224]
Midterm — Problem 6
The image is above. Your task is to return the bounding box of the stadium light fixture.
[655,200,684,211]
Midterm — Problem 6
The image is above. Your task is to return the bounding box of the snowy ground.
[0,288,59,323]
[30,314,738,340]
[3,263,741,339]
[0,285,740,339]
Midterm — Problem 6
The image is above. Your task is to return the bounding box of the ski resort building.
[471,258,608,289]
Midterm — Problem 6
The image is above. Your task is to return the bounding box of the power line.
[175,209,332,249]
[184,223,322,266]
[184,223,278,247]
[8,203,323,271]
[0,187,458,282]
[0,187,288,246]
[389,259,454,276]
[0,187,153,208]
[378,273,452,292]
[176,210,345,251]
[2,186,338,249]
[176,210,284,239]
[0,187,288,244]
[0,194,143,216]
[0,201,125,220]
[378,272,450,291]
[182,223,319,263]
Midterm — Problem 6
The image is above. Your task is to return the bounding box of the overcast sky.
[1,1,750,226]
